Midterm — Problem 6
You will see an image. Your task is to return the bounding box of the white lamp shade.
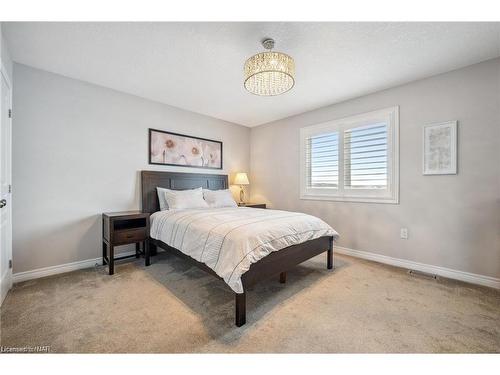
[234,172,250,185]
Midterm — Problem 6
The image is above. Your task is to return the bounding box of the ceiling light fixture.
[244,38,295,96]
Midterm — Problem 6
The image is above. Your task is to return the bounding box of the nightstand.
[102,211,149,275]
[238,203,266,209]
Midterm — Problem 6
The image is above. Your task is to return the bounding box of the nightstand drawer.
[239,203,266,209]
[113,228,146,244]
[247,204,266,209]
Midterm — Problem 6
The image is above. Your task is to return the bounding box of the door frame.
[0,58,13,305]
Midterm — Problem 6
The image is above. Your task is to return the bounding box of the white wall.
[250,58,500,279]
[12,64,250,273]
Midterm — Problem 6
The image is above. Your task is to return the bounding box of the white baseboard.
[335,246,500,289]
[1,270,12,305]
[12,251,137,284]
[12,246,500,290]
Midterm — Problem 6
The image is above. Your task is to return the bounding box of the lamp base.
[239,185,245,205]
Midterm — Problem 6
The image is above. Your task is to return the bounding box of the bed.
[141,170,338,326]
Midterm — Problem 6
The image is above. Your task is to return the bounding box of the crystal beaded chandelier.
[244,38,295,96]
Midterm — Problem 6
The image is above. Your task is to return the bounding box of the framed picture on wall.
[422,121,457,175]
[149,128,223,169]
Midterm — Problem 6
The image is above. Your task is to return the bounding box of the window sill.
[300,194,399,204]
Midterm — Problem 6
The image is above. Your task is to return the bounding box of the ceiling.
[3,22,500,127]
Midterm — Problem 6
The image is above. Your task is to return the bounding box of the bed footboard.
[240,236,333,288]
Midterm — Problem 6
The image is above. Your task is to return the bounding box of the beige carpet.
[1,252,499,353]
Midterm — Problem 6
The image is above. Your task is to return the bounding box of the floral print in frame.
[149,129,222,169]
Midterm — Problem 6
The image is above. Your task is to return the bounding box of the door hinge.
[9,260,12,269]
[8,184,12,193]
[8,109,12,118]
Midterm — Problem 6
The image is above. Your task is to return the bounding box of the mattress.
[149,207,339,293]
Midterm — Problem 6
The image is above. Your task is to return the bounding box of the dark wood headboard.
[141,171,228,213]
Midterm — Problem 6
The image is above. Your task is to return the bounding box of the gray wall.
[12,64,250,273]
[250,58,500,278]
[1,23,13,81]
[12,58,500,279]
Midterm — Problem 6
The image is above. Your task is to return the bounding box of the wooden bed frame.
[141,170,334,326]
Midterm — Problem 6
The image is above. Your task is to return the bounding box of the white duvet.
[150,207,339,293]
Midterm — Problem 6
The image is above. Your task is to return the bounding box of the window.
[300,106,399,203]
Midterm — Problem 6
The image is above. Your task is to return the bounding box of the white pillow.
[164,187,209,210]
[203,189,237,208]
[156,187,170,211]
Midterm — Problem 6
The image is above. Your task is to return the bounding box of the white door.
[0,64,13,305]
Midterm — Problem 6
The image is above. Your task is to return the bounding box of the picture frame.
[422,121,457,175]
[148,128,223,170]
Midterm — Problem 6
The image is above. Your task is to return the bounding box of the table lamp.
[234,172,250,205]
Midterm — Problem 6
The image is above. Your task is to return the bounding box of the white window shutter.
[300,106,399,204]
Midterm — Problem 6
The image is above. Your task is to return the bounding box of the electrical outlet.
[400,228,408,240]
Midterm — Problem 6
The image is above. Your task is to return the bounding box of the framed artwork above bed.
[148,128,223,169]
